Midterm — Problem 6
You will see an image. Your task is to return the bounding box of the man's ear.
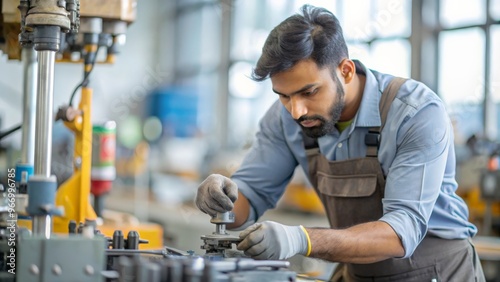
[339,59,355,84]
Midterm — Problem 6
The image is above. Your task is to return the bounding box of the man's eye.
[279,94,290,99]
[303,89,317,96]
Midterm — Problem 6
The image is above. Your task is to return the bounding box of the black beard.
[298,83,345,138]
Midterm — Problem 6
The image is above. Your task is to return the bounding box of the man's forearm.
[306,221,404,264]
[227,191,251,229]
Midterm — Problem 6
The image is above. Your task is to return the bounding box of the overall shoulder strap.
[365,77,408,157]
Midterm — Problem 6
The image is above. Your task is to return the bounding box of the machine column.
[23,0,74,238]
[34,49,55,178]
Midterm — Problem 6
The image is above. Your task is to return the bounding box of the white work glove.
[195,174,238,216]
[236,221,310,260]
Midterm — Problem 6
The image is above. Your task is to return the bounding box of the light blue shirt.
[231,61,477,258]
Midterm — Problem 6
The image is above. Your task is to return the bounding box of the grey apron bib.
[303,78,484,281]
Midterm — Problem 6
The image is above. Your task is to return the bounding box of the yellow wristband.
[299,225,312,256]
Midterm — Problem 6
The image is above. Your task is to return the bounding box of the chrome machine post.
[33,50,55,178]
[17,47,38,188]
[21,0,80,238]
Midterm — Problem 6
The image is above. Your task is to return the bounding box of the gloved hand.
[236,221,310,260]
[195,174,238,216]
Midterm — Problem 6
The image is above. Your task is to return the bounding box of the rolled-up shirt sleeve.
[379,100,451,258]
[231,101,298,219]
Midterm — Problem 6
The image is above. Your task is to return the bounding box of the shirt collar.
[352,60,383,128]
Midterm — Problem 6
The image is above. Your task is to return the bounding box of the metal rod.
[32,215,51,239]
[34,50,55,177]
[21,47,38,165]
[215,224,226,235]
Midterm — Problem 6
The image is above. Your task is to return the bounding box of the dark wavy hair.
[252,5,348,81]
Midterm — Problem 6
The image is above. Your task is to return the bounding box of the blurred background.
[0,0,500,280]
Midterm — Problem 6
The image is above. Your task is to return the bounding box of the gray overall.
[303,78,485,281]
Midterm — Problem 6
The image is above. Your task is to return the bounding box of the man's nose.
[289,96,307,120]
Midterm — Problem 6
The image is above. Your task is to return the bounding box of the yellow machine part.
[281,183,325,215]
[53,86,96,233]
[17,219,31,229]
[50,86,163,249]
[460,186,500,221]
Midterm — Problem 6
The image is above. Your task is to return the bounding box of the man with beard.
[195,5,484,281]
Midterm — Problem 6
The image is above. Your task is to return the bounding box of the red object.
[488,156,499,171]
[91,180,112,196]
[99,135,116,162]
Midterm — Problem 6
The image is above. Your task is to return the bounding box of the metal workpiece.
[201,212,242,257]
[211,211,235,235]
[200,234,242,256]
[210,212,235,225]
[34,50,55,177]
[215,224,226,235]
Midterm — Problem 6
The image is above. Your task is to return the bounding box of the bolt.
[29,264,39,275]
[74,157,82,168]
[52,264,62,276]
[84,265,94,275]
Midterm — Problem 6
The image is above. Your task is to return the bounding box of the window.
[438,28,485,139]
[341,0,412,78]
[436,0,500,141]
[440,0,486,28]
[490,0,500,20]
[491,26,500,103]
[169,0,499,147]
[226,0,412,147]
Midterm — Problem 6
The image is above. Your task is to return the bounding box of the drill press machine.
[200,212,242,258]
